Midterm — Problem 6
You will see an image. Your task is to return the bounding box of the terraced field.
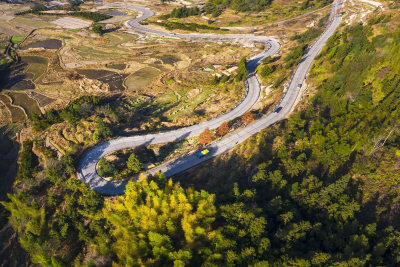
[124,67,161,92]
[157,54,180,65]
[0,94,26,122]
[21,56,48,82]
[7,92,41,115]
[107,63,126,70]
[22,39,62,50]
[76,69,128,91]
[29,91,55,107]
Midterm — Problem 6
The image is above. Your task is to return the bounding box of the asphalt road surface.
[77,1,343,195]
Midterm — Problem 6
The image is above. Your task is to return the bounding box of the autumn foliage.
[199,127,213,144]
[241,111,254,125]
[217,121,229,136]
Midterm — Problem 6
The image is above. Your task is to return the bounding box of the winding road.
[78,1,343,195]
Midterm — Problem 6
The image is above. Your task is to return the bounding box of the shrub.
[92,24,104,35]
[236,57,248,82]
[97,157,118,177]
[16,140,36,181]
[259,65,276,78]
[95,118,113,139]
[127,153,142,174]
[285,44,307,68]
[199,127,213,144]
[217,121,229,136]
[242,112,254,125]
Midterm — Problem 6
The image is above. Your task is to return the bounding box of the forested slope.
[2,11,400,267]
[177,16,400,265]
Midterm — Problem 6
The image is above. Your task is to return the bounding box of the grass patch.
[167,88,213,120]
[0,57,11,68]
[105,32,135,48]
[12,17,51,28]
[21,56,48,81]
[156,92,178,104]
[11,35,26,45]
[124,67,161,91]
[76,46,128,59]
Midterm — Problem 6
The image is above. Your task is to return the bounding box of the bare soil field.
[29,91,55,107]
[7,92,41,115]
[52,17,92,29]
[107,63,126,70]
[0,55,49,91]
[21,56,48,81]
[0,62,36,90]
[76,69,128,91]
[21,39,62,50]
[103,9,127,16]
[0,23,23,36]
[157,54,181,65]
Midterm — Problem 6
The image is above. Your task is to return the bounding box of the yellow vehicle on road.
[197,149,210,158]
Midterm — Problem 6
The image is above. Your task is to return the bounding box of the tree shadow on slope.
[114,96,191,136]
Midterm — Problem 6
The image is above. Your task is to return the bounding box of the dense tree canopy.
[235,57,248,82]
[170,6,200,18]
[102,176,218,266]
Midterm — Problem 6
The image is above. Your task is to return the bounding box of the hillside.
[177,11,400,265]
[2,8,400,265]
[2,0,400,266]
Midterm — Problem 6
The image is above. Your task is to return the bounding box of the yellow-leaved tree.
[103,173,218,266]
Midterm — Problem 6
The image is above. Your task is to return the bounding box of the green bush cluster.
[368,14,392,25]
[291,27,324,44]
[29,95,101,131]
[16,140,37,181]
[235,57,248,81]
[259,64,276,78]
[152,21,222,31]
[15,10,111,22]
[2,151,103,266]
[211,74,232,84]
[300,0,332,10]
[97,157,118,177]
[97,153,142,179]
[91,24,104,35]
[284,44,307,68]
[34,139,57,160]
[169,6,200,18]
